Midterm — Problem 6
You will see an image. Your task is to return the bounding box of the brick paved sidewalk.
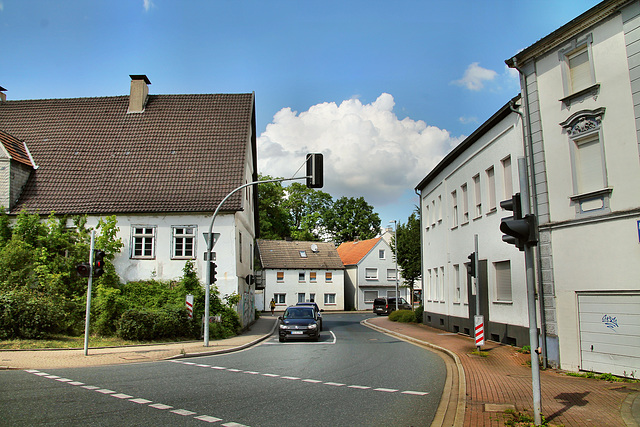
[366,317,639,427]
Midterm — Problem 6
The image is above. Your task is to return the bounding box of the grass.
[566,371,638,383]
[470,349,489,357]
[503,409,558,426]
[0,335,198,350]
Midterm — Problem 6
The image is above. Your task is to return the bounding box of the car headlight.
[279,324,288,330]
[307,323,317,330]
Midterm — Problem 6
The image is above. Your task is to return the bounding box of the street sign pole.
[83,230,95,356]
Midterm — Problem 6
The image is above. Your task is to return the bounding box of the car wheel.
[314,334,320,342]
[279,336,285,343]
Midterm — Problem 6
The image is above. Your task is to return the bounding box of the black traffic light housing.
[76,262,91,278]
[500,193,537,251]
[93,250,105,277]
[466,252,476,277]
[210,262,217,284]
[306,153,323,188]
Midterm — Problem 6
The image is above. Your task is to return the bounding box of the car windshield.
[284,308,314,319]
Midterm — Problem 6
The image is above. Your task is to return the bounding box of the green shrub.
[116,309,156,341]
[389,309,417,323]
[93,285,126,336]
[414,305,424,323]
[0,291,64,339]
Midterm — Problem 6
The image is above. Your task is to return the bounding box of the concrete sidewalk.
[365,317,640,427]
[0,315,279,370]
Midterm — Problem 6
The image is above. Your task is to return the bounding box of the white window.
[461,184,469,223]
[277,271,284,282]
[431,200,436,226]
[486,166,496,212]
[437,195,442,223]
[495,261,512,302]
[435,268,439,301]
[172,226,196,259]
[473,174,482,217]
[451,190,458,228]
[310,272,317,282]
[325,272,333,282]
[502,156,513,199]
[559,34,595,98]
[574,134,605,194]
[440,266,445,302]
[364,291,378,303]
[453,264,460,303]
[379,249,385,259]
[298,293,306,303]
[309,293,315,302]
[387,269,397,281]
[324,293,336,305]
[365,268,378,280]
[387,290,397,298]
[274,293,286,304]
[299,272,305,282]
[132,226,156,259]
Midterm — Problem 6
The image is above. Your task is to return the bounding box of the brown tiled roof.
[0,129,34,167]
[257,239,345,270]
[336,237,381,266]
[0,93,255,215]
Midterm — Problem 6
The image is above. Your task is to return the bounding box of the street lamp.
[389,220,399,311]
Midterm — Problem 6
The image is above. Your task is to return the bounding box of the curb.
[165,319,279,360]
[362,319,465,427]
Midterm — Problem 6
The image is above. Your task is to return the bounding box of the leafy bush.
[414,305,424,323]
[389,309,417,323]
[0,291,64,339]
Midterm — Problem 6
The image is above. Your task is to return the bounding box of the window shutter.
[495,261,512,302]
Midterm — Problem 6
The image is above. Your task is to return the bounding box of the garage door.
[578,293,640,379]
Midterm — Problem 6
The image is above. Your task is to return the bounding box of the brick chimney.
[128,75,151,113]
[0,86,6,102]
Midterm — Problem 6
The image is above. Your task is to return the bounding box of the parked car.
[279,306,321,342]
[296,301,323,331]
[373,297,412,315]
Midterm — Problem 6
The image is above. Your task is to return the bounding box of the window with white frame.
[437,195,442,222]
[387,290,397,298]
[435,268,439,301]
[502,156,513,199]
[277,271,284,282]
[439,266,445,302]
[451,190,458,228]
[238,232,243,263]
[132,226,156,259]
[298,293,306,303]
[461,184,469,223]
[486,166,496,212]
[325,272,333,282]
[379,249,385,259]
[172,226,196,259]
[365,268,378,280]
[387,269,397,281]
[495,260,512,302]
[453,264,460,303]
[310,272,317,282]
[473,174,482,217]
[324,293,336,305]
[309,293,315,302]
[274,293,286,304]
[364,291,378,303]
[431,200,436,226]
[299,272,305,282]
[574,134,606,194]
[559,34,596,98]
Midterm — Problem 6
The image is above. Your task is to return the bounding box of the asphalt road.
[0,313,446,426]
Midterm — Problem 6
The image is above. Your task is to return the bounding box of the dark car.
[279,306,321,342]
[295,301,323,331]
[373,297,412,315]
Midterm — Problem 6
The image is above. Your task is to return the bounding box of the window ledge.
[560,83,600,107]
[569,187,612,202]
[486,208,497,216]
[493,300,513,305]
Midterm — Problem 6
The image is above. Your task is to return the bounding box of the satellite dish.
[310,244,319,253]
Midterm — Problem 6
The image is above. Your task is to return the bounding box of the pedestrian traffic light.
[76,262,91,278]
[500,193,537,251]
[466,252,476,277]
[306,153,323,188]
[210,262,217,284]
[93,250,105,277]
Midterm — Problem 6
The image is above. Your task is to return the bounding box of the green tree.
[257,174,291,240]
[323,196,381,244]
[392,208,422,304]
[282,182,333,241]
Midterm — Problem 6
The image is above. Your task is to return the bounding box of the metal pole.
[519,156,542,425]
[83,230,95,356]
[474,234,481,351]
[394,220,399,311]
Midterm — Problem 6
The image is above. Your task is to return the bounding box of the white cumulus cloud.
[143,0,154,11]
[452,62,498,91]
[258,93,459,208]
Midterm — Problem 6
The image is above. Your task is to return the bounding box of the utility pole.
[83,230,95,356]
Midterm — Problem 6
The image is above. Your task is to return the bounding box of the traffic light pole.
[474,234,481,351]
[203,176,314,347]
[518,157,542,426]
[83,230,95,356]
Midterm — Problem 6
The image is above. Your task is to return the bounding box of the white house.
[337,236,405,310]
[257,239,345,311]
[506,0,640,377]
[0,76,259,326]
[415,96,531,346]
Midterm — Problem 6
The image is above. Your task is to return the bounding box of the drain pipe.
[509,58,548,369]
[415,188,425,317]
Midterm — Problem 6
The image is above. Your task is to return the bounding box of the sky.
[0,0,602,229]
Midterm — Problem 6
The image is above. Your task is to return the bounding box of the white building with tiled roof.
[257,239,345,311]
[0,76,259,326]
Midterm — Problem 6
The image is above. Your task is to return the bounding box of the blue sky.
[0,0,601,229]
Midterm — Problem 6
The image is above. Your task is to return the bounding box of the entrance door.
[578,292,640,378]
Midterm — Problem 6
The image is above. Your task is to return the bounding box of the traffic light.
[306,153,323,188]
[210,262,217,284]
[93,250,105,277]
[500,193,537,251]
[76,262,91,278]
[466,252,476,277]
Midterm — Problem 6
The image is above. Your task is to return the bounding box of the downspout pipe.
[415,188,425,318]
[509,58,548,369]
